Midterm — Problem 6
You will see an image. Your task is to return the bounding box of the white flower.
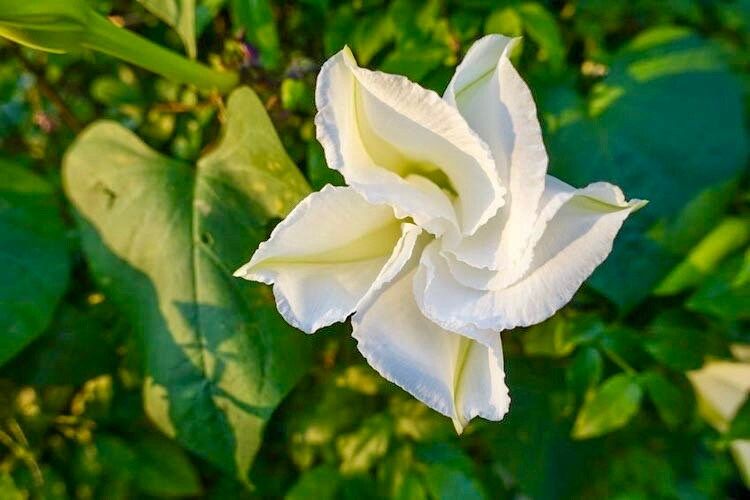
[235,35,645,432]
[688,356,750,487]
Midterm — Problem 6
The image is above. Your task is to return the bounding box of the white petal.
[688,361,750,429]
[415,187,645,333]
[315,46,504,236]
[443,35,548,271]
[730,441,750,488]
[352,267,509,433]
[234,185,420,333]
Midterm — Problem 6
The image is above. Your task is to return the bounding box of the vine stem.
[86,14,238,93]
[602,347,637,376]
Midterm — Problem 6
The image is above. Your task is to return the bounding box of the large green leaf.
[0,160,69,367]
[64,87,312,483]
[544,27,748,309]
[138,0,197,58]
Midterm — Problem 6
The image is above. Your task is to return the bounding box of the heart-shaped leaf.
[64,87,312,483]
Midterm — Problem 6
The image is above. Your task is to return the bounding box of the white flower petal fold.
[443,35,548,272]
[234,185,421,333]
[352,265,509,434]
[236,33,646,432]
[315,46,505,237]
[414,182,646,334]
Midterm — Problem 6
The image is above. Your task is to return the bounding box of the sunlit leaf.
[64,87,311,483]
[572,374,642,439]
[138,0,197,58]
[337,414,393,475]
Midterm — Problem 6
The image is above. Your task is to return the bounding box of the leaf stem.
[602,347,637,376]
[85,14,238,93]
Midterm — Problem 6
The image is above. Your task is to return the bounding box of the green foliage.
[572,374,643,439]
[0,0,748,497]
[138,0,197,58]
[0,160,69,367]
[64,87,311,483]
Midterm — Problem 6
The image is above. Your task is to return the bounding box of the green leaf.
[572,374,643,439]
[688,251,750,321]
[416,443,486,500]
[306,137,344,191]
[337,414,393,475]
[285,465,341,500]
[138,0,197,58]
[644,310,710,371]
[522,314,603,358]
[0,472,23,500]
[566,347,603,397]
[728,397,750,440]
[484,7,522,37]
[351,13,394,65]
[2,303,119,386]
[377,445,428,500]
[655,217,750,295]
[230,0,281,68]
[422,464,486,500]
[545,27,748,309]
[641,371,692,428]
[280,79,314,113]
[133,434,203,497]
[64,87,311,483]
[517,2,565,70]
[0,160,70,367]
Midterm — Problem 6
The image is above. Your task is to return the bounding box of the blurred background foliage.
[0,0,749,498]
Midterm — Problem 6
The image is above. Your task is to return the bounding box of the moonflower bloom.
[235,35,645,432]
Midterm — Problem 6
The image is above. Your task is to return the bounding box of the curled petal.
[443,35,548,271]
[415,186,645,333]
[234,185,421,333]
[315,46,504,236]
[352,267,509,433]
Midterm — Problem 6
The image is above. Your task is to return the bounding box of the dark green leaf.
[728,397,750,440]
[422,464,486,500]
[517,2,565,70]
[522,314,602,358]
[416,442,486,499]
[2,303,119,386]
[133,434,202,497]
[645,310,710,371]
[688,252,750,321]
[285,465,341,500]
[566,347,603,397]
[545,27,748,309]
[641,371,692,428]
[64,87,312,482]
[572,374,643,439]
[230,0,281,68]
[0,160,70,367]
